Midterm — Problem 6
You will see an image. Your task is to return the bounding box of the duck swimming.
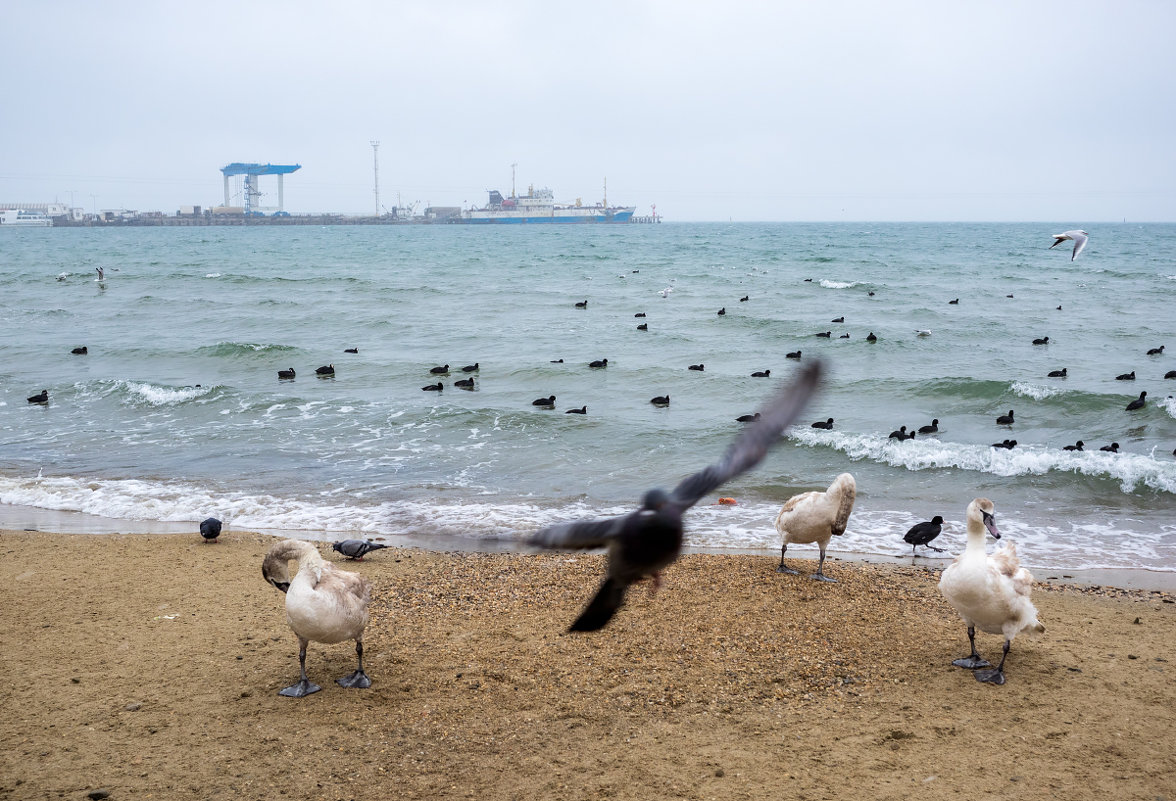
[938,498,1044,685]
[262,539,373,697]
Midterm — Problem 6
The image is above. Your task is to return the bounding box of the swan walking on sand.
[263,539,373,697]
[775,473,856,582]
[938,499,1044,685]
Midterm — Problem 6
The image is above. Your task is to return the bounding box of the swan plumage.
[774,473,856,582]
[938,498,1044,685]
[262,539,373,697]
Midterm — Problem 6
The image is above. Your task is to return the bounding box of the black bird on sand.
[918,419,939,434]
[429,364,449,375]
[1116,371,1135,381]
[751,370,770,378]
[278,368,295,379]
[888,426,915,440]
[1063,440,1084,451]
[332,539,388,560]
[527,361,822,632]
[811,418,834,430]
[1099,442,1120,452]
[786,350,802,359]
[316,364,335,376]
[903,516,944,554]
[461,363,479,372]
[27,390,48,404]
[991,439,1017,450]
[1048,368,1067,377]
[200,517,222,543]
[651,395,670,406]
[532,395,556,407]
[688,364,705,371]
[566,406,587,414]
[1126,391,1147,411]
[422,382,443,391]
[996,410,1015,425]
[71,346,88,355]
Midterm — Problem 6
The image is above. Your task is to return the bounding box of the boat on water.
[0,209,53,227]
[458,185,635,224]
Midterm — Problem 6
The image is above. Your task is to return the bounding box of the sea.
[2,222,1174,575]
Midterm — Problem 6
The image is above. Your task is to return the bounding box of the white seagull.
[1049,230,1088,261]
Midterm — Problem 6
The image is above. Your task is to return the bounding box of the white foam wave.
[1011,381,1064,400]
[1162,395,1176,419]
[121,381,213,406]
[204,272,222,278]
[793,428,1176,494]
[2,474,1174,571]
[819,279,859,289]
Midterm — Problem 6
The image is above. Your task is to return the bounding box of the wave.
[791,428,1176,494]
[819,279,861,289]
[195,341,300,358]
[1162,395,1176,419]
[77,379,218,407]
[1011,381,1065,400]
[2,473,1173,571]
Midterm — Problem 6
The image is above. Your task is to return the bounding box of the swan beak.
[269,579,290,594]
[982,511,1001,539]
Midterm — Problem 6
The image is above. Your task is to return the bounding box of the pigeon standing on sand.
[332,539,389,560]
[200,517,222,543]
[1049,230,1089,261]
[527,361,823,632]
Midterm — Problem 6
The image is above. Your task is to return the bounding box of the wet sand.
[2,528,1174,800]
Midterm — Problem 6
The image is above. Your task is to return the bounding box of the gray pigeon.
[527,360,823,632]
[199,517,222,542]
[332,539,389,560]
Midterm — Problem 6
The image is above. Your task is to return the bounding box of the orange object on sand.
[717,497,737,505]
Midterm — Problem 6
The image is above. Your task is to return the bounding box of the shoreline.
[5,500,1176,592]
[1,528,1173,800]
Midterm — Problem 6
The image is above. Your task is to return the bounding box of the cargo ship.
[457,183,635,224]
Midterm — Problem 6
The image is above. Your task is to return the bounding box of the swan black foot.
[337,670,372,689]
[279,679,322,697]
[952,655,991,670]
[810,572,837,583]
[776,564,799,574]
[973,667,1006,685]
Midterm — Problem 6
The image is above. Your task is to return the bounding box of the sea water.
[1,222,1174,571]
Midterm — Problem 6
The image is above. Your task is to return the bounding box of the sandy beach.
[2,528,1174,801]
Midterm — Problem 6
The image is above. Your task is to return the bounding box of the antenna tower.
[511,162,518,199]
[371,141,381,217]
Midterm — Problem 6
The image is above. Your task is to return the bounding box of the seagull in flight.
[527,361,823,631]
[1049,230,1088,261]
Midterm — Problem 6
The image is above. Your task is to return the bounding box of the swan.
[774,473,856,582]
[262,539,373,697]
[938,498,1044,685]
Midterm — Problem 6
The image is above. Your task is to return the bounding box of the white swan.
[938,498,1044,685]
[262,539,373,697]
[774,472,856,582]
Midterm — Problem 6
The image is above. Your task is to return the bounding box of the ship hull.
[460,208,635,224]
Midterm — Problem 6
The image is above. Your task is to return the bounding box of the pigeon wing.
[528,515,628,551]
[669,360,823,509]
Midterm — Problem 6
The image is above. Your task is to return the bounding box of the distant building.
[0,202,84,221]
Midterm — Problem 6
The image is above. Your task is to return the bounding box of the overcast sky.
[2,1,1173,221]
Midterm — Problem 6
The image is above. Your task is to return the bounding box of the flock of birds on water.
[30,228,1166,695]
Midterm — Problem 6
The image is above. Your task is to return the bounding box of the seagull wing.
[1069,231,1088,260]
[668,360,823,509]
[528,515,628,551]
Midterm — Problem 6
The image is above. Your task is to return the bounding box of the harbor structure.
[220,163,301,216]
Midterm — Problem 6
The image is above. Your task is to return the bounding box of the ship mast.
[603,177,608,209]
[511,162,517,200]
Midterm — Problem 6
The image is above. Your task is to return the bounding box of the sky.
[2,1,1174,222]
